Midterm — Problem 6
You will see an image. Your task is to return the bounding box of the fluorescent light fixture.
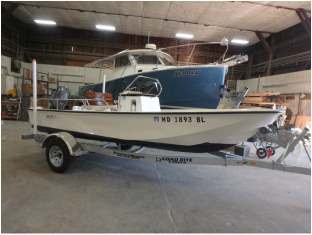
[176,33,194,39]
[34,20,56,25]
[96,25,115,31]
[231,39,249,44]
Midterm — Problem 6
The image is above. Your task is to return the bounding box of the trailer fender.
[41,132,84,156]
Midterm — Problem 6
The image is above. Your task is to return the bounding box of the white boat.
[28,76,283,153]
[28,108,283,153]
[81,38,248,109]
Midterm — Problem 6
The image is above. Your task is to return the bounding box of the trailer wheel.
[256,148,267,159]
[46,138,75,173]
[260,127,268,134]
[116,143,133,150]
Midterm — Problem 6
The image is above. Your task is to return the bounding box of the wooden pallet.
[241,92,291,108]
[292,115,311,130]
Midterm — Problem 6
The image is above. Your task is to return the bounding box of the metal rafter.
[298,8,311,29]
[1,3,19,21]
[255,31,273,56]
[296,10,311,38]
[238,1,311,13]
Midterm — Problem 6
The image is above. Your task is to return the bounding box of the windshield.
[133,55,161,65]
[115,55,130,68]
[160,56,173,66]
[132,53,174,66]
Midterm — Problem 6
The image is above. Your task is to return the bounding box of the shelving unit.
[1,100,21,120]
[21,69,58,97]
[20,68,58,121]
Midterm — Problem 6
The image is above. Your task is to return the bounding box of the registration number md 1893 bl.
[154,117,206,123]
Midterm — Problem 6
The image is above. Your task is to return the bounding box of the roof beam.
[1,3,19,21]
[298,8,311,29]
[255,31,273,56]
[245,54,253,80]
[296,10,311,38]
[24,50,32,63]
[238,1,311,13]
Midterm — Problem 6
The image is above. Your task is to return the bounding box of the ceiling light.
[34,20,56,25]
[96,25,115,31]
[176,33,194,39]
[231,39,249,44]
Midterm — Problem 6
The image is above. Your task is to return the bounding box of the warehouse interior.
[1,1,311,233]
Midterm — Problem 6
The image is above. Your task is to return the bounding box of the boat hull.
[27,109,283,153]
[80,66,227,109]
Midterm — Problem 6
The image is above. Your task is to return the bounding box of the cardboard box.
[38,99,49,108]
[39,88,45,95]
[40,76,44,81]
[49,77,57,83]
[24,84,43,94]
[30,97,49,108]
[40,95,49,108]
[25,70,33,79]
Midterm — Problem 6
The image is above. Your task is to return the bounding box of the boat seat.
[82,105,118,112]
[84,92,114,105]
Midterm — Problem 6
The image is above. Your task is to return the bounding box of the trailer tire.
[46,138,75,173]
[256,148,267,159]
[260,127,268,134]
[116,143,133,150]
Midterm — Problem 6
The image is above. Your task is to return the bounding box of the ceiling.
[2,1,311,46]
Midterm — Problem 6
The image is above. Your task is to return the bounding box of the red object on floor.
[66,103,74,110]
[268,150,273,159]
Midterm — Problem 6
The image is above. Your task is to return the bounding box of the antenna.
[148,29,150,44]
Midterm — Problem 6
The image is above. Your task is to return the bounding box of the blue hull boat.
[82,39,247,109]
[80,66,227,109]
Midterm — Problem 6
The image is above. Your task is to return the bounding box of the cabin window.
[161,57,173,66]
[115,55,130,68]
[134,55,161,65]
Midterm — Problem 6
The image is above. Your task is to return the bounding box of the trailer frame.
[22,131,311,175]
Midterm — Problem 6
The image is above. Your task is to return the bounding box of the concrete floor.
[1,121,311,233]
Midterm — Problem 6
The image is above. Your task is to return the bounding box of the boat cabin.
[106,44,175,80]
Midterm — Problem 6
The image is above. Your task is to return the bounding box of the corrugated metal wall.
[1,55,28,95]
[237,78,259,93]
[237,70,311,94]
[1,55,112,96]
[260,70,311,94]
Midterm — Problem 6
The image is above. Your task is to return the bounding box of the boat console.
[118,75,162,112]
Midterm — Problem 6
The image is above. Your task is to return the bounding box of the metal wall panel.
[1,55,25,76]
[259,70,311,94]
[1,56,31,95]
[1,55,114,95]
[237,70,311,94]
[237,78,259,93]
[302,99,311,116]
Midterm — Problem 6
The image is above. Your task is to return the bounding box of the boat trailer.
[22,126,311,175]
